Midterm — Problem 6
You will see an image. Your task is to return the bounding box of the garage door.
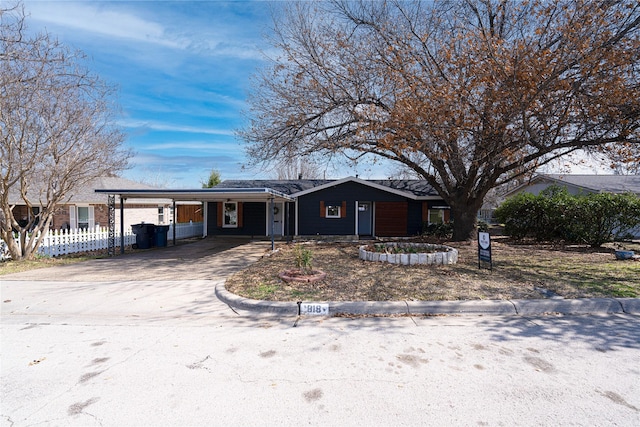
[375,202,408,236]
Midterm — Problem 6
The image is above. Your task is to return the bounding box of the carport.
[95,188,295,255]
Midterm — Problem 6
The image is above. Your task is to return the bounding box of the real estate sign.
[478,232,492,270]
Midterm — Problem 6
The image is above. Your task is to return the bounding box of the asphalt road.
[1,239,639,426]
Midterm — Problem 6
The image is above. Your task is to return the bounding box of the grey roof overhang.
[95,188,296,202]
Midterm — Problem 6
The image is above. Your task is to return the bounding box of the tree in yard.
[272,157,325,180]
[240,0,640,240]
[1,4,130,260]
[201,168,222,188]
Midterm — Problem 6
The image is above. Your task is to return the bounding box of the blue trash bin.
[154,225,170,247]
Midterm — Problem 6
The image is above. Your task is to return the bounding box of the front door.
[358,202,372,236]
[269,202,284,236]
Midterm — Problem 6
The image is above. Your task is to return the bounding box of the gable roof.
[506,174,640,197]
[541,174,640,194]
[214,176,441,200]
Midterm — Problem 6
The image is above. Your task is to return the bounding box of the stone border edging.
[215,282,640,316]
[359,243,458,265]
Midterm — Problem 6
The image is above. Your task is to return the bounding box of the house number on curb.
[298,302,329,316]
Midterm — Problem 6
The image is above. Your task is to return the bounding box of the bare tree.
[270,157,325,180]
[240,0,640,240]
[1,3,130,260]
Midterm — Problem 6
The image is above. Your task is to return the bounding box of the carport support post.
[270,197,275,251]
[172,199,176,246]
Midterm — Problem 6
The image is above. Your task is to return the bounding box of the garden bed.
[360,242,458,265]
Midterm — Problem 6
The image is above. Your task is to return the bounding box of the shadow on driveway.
[1,237,272,282]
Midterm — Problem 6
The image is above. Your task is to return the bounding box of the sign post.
[478,231,492,270]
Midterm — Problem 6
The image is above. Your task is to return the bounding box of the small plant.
[294,245,313,273]
[477,220,489,232]
[422,222,454,239]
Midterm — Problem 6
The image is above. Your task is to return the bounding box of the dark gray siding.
[407,201,424,235]
[297,181,437,236]
[206,202,266,236]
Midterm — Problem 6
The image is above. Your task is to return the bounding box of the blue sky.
[23,0,284,188]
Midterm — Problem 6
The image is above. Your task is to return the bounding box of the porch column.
[286,202,291,242]
[202,202,208,237]
[269,197,275,251]
[172,199,176,246]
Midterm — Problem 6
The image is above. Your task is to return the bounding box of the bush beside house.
[495,186,640,247]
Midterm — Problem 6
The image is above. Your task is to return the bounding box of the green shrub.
[477,220,490,233]
[294,245,313,273]
[495,186,640,247]
[422,221,453,239]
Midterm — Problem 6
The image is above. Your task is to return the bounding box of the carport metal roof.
[96,187,293,254]
[95,188,296,202]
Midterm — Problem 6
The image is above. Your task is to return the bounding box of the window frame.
[428,208,445,225]
[77,206,90,229]
[71,205,95,230]
[223,201,238,228]
[325,205,341,219]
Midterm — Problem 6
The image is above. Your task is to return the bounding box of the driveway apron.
[1,237,271,322]
[1,237,269,282]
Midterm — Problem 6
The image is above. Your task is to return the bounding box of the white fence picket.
[0,222,203,260]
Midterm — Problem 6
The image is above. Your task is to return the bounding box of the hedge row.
[494,186,640,247]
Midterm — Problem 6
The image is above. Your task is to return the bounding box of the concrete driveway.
[1,237,271,282]
[1,237,272,322]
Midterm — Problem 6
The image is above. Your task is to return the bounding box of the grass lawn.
[0,254,100,275]
[225,238,640,301]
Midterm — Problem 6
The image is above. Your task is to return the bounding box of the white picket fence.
[168,221,204,240]
[1,222,204,259]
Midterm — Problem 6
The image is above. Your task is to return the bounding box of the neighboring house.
[503,174,640,198]
[208,177,449,238]
[7,176,196,232]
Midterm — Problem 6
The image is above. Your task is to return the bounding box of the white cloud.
[118,119,235,136]
[26,2,187,49]
[24,1,268,60]
[141,141,237,152]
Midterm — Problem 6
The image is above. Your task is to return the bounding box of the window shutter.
[217,203,223,227]
[69,206,76,229]
[237,202,243,228]
[88,206,95,228]
[444,209,450,223]
[422,202,429,223]
[341,201,347,218]
[320,201,325,218]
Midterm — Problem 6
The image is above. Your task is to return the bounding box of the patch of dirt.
[225,238,640,301]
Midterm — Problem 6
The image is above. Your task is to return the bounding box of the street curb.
[215,283,298,315]
[618,298,640,314]
[215,282,640,317]
[511,298,624,315]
